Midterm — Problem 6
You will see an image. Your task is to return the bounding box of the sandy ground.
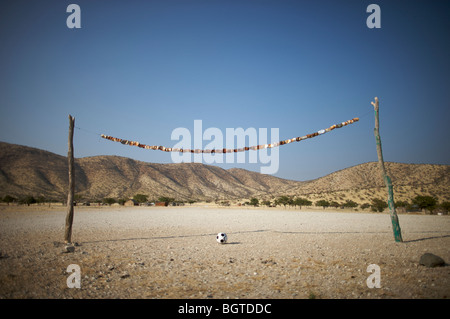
[0,205,449,299]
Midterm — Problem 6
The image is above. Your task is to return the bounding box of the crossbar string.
[100,117,359,153]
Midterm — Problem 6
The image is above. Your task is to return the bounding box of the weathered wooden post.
[371,97,403,242]
[64,115,75,248]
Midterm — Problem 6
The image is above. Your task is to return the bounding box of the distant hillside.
[0,141,448,204]
[75,155,301,201]
[283,162,450,205]
[0,142,301,201]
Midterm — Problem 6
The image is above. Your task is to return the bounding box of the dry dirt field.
[0,205,449,299]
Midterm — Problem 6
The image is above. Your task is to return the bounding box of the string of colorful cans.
[100,118,359,153]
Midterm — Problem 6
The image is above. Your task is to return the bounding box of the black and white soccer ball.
[216,232,228,244]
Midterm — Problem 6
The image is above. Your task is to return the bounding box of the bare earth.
[0,206,449,299]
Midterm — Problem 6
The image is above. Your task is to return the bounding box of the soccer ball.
[216,232,228,244]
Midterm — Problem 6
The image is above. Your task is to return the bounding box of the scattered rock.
[64,245,75,253]
[261,259,277,265]
[419,253,445,268]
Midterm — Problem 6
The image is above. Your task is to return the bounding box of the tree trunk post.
[64,115,75,245]
[371,97,403,242]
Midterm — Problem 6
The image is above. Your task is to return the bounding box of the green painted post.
[371,97,403,242]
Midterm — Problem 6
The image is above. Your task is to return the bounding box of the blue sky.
[0,0,449,181]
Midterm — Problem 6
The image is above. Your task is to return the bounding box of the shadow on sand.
[80,229,450,245]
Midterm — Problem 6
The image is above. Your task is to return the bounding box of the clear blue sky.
[0,0,449,181]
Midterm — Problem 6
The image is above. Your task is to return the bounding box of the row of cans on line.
[100,118,359,153]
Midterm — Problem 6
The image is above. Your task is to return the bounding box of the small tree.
[20,195,37,206]
[294,197,312,209]
[158,196,175,204]
[342,200,358,209]
[315,200,330,209]
[395,200,409,208]
[249,198,259,206]
[35,196,47,204]
[2,195,16,205]
[330,201,340,209]
[133,194,148,204]
[440,202,450,213]
[261,200,271,207]
[275,196,291,207]
[371,198,387,212]
[412,195,437,213]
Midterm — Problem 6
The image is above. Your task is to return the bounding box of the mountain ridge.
[0,141,448,204]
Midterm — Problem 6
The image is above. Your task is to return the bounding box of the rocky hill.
[0,141,448,204]
[283,162,450,205]
[0,142,300,202]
